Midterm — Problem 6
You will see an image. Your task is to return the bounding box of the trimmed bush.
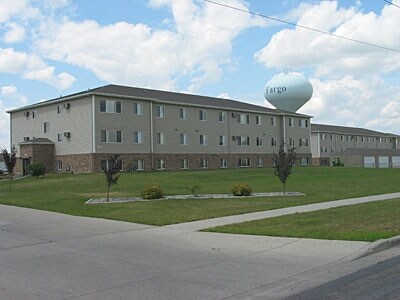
[231,184,252,196]
[29,162,46,178]
[141,185,164,199]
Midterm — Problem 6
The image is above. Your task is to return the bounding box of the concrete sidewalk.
[164,192,400,233]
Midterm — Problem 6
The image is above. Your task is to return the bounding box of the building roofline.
[311,123,400,138]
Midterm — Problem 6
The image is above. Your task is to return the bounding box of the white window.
[256,115,261,125]
[32,110,37,118]
[238,158,251,167]
[180,133,188,145]
[288,118,293,127]
[271,116,276,126]
[271,137,277,147]
[199,109,207,121]
[179,108,188,120]
[237,114,250,124]
[300,157,309,165]
[57,133,63,142]
[101,159,123,171]
[44,122,50,133]
[133,131,144,144]
[257,157,264,167]
[238,136,250,146]
[201,159,208,168]
[219,135,226,146]
[156,159,166,170]
[219,112,226,122]
[220,158,227,168]
[57,160,63,171]
[200,134,208,145]
[132,159,144,171]
[155,105,165,118]
[289,138,295,147]
[133,102,143,115]
[299,119,308,128]
[101,130,122,143]
[156,132,166,145]
[181,159,189,169]
[299,138,309,147]
[57,105,62,114]
[100,100,121,113]
[256,137,263,146]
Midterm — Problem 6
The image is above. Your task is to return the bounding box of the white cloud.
[35,0,263,92]
[0,48,75,89]
[3,22,26,43]
[255,1,400,77]
[0,0,38,23]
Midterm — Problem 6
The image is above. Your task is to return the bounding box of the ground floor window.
[181,159,189,169]
[238,158,251,167]
[220,158,227,168]
[300,157,309,165]
[57,160,63,170]
[101,159,123,171]
[156,159,166,170]
[257,157,264,167]
[130,159,144,171]
[201,159,208,169]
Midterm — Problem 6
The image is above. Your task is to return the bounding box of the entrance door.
[22,158,31,176]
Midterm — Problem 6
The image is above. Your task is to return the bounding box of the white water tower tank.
[264,73,313,112]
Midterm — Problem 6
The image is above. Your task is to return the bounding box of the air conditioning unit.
[232,136,236,140]
[23,111,30,117]
[64,103,70,109]
[231,112,236,117]
[64,132,71,138]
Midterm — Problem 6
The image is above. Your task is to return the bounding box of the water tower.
[264,73,313,112]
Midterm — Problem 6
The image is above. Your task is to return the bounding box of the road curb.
[351,235,400,260]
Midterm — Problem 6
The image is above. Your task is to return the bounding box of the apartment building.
[311,124,400,167]
[8,84,312,174]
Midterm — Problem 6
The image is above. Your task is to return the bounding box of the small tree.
[29,162,46,178]
[1,145,18,191]
[103,154,121,201]
[272,142,296,195]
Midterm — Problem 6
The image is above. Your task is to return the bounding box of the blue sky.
[1,0,400,148]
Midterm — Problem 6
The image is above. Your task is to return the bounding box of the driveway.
[0,203,393,300]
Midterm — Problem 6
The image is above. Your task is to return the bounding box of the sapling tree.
[272,142,296,195]
[1,145,17,191]
[103,154,121,201]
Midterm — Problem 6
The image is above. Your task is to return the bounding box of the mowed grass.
[205,198,400,242]
[0,167,399,226]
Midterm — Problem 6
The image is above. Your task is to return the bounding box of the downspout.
[91,95,96,172]
[282,115,286,151]
[227,111,231,168]
[150,101,154,170]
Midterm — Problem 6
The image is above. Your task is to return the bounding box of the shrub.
[187,184,201,196]
[231,184,252,196]
[29,162,46,178]
[141,185,164,199]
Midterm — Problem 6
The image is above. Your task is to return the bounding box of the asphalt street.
[0,200,398,300]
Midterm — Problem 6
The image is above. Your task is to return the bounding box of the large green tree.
[1,145,18,191]
[272,142,296,195]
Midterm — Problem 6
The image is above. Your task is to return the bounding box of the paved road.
[284,248,400,300]
[0,194,399,300]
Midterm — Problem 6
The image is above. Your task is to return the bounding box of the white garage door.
[379,156,389,168]
[364,156,375,168]
[392,156,400,168]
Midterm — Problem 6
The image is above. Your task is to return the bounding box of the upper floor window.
[57,105,62,114]
[238,136,250,146]
[199,109,207,121]
[256,137,263,146]
[271,116,276,126]
[32,110,37,118]
[133,102,143,115]
[288,118,293,127]
[299,138,309,147]
[219,112,226,122]
[179,108,188,120]
[180,133,188,145]
[156,132,166,145]
[101,130,122,143]
[155,105,165,118]
[289,138,295,147]
[237,113,250,124]
[219,135,226,146]
[200,134,208,145]
[271,137,277,147]
[299,119,308,128]
[256,115,261,125]
[100,100,121,113]
[44,122,50,133]
[133,131,144,144]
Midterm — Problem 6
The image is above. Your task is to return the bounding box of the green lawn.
[0,167,399,226]
[205,198,400,242]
